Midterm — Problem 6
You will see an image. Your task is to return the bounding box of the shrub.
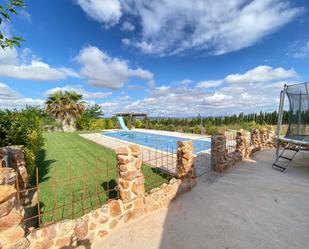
[89,119,105,130]
[76,115,91,130]
[192,126,201,134]
[167,124,175,131]
[105,118,115,129]
[134,119,143,128]
[205,125,219,135]
[0,107,43,178]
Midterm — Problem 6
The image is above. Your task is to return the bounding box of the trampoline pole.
[298,93,301,135]
[276,85,286,160]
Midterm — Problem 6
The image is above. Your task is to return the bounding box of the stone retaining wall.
[8,141,196,249]
[0,168,29,249]
[212,126,275,172]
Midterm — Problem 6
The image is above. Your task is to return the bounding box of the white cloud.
[75,0,122,27]
[79,0,303,56]
[19,10,31,23]
[196,80,223,88]
[75,45,153,89]
[0,48,79,81]
[180,79,193,85]
[292,41,309,58]
[121,21,135,32]
[45,85,112,99]
[98,65,299,116]
[224,65,298,83]
[121,38,131,46]
[0,82,43,109]
[118,95,130,100]
[127,84,144,90]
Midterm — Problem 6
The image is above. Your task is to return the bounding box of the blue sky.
[0,0,309,116]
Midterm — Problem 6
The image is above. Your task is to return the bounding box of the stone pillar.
[0,168,27,249]
[176,141,196,191]
[235,129,248,159]
[260,128,268,148]
[251,129,261,149]
[266,126,275,148]
[212,134,228,173]
[0,146,28,190]
[116,145,145,219]
[176,141,195,178]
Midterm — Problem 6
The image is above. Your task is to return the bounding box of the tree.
[45,91,85,132]
[0,107,43,178]
[76,104,103,130]
[83,104,103,119]
[0,0,25,49]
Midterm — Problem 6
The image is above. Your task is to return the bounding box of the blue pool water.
[102,131,211,154]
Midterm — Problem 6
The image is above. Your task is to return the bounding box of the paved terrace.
[93,149,309,249]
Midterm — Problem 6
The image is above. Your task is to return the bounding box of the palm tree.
[45,91,85,132]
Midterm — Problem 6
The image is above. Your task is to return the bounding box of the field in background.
[37,132,169,224]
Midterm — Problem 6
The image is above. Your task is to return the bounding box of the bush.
[134,119,143,128]
[205,125,219,135]
[41,113,62,131]
[167,124,175,131]
[105,119,115,129]
[89,119,105,130]
[0,107,43,178]
[76,115,90,130]
[193,126,201,134]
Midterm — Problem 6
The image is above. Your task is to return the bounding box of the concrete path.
[93,149,309,249]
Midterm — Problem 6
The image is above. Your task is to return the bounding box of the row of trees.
[44,90,288,135]
[129,110,288,135]
[146,111,287,128]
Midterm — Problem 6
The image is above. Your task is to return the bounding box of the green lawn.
[37,132,170,224]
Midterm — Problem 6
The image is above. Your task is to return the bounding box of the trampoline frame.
[275,83,309,161]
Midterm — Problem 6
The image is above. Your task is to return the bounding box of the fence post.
[236,129,248,159]
[211,135,215,171]
[251,128,261,150]
[266,126,276,148]
[212,133,228,172]
[115,145,145,219]
[176,141,196,191]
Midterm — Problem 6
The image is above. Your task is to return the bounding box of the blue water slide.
[117,116,129,130]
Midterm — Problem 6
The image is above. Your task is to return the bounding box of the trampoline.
[273,82,309,171]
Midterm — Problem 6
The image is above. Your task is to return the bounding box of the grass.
[37,132,171,224]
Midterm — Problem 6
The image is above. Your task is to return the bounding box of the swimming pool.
[102,131,211,154]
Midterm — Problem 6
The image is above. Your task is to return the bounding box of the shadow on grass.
[23,201,45,231]
[101,179,118,200]
[35,148,56,184]
[143,167,173,192]
[31,157,171,227]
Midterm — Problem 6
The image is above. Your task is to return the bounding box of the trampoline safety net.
[286,82,309,137]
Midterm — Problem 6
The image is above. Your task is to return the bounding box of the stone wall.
[212,133,242,173]
[0,146,28,190]
[0,168,28,249]
[22,142,196,249]
[212,126,275,173]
